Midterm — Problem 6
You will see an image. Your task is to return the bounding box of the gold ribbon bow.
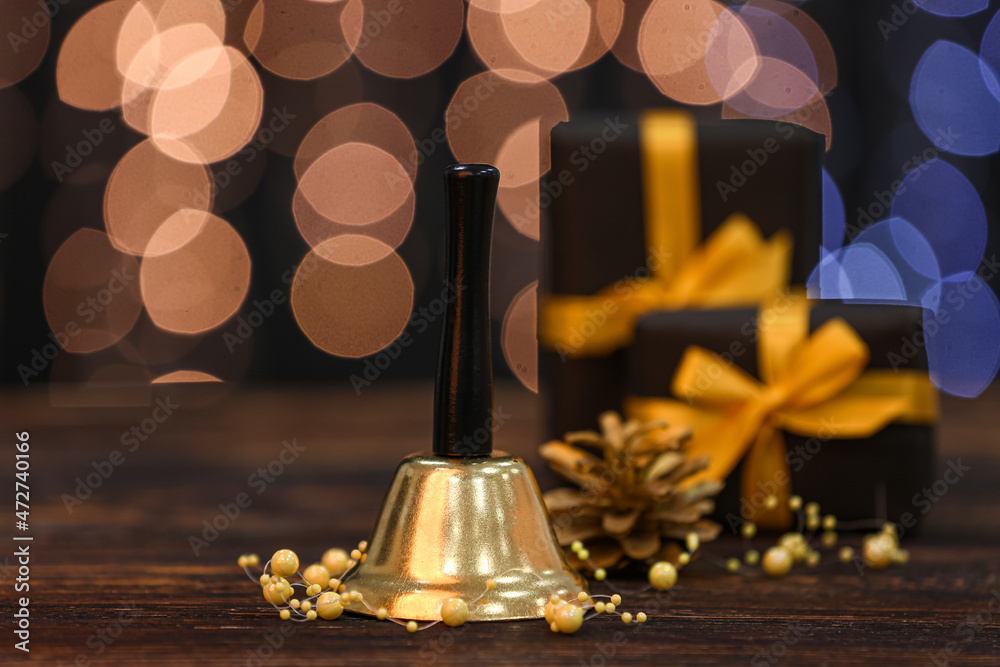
[539,110,791,360]
[624,293,939,529]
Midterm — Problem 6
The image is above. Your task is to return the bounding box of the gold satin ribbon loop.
[539,215,792,358]
[538,110,792,359]
[625,293,939,529]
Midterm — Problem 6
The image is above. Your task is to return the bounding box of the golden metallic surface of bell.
[345,451,587,621]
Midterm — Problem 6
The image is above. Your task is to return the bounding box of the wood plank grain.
[1,382,999,665]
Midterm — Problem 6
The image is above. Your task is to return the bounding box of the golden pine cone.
[540,411,722,570]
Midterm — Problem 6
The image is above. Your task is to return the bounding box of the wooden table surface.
[2,381,999,666]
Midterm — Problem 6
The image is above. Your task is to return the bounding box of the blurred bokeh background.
[1,0,998,395]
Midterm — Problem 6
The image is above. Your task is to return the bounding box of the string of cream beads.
[243,543,651,633]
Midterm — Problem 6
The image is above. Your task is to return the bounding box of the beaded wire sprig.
[239,545,652,634]
[569,493,908,591]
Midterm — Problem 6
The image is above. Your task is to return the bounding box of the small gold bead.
[316,593,343,620]
[741,522,757,539]
[578,548,590,560]
[637,612,647,623]
[594,568,607,581]
[301,600,312,612]
[376,608,388,620]
[822,515,837,531]
[744,549,760,566]
[351,591,363,602]
[305,610,317,621]
[303,563,331,590]
[338,584,346,593]
[762,546,794,578]
[594,601,605,613]
[270,549,299,578]
[805,501,820,517]
[290,599,300,609]
[838,546,855,563]
[726,558,740,573]
[806,550,820,568]
[806,515,821,531]
[554,604,584,633]
[262,577,291,606]
[649,561,678,590]
[238,555,248,568]
[545,599,565,624]
[247,554,260,567]
[605,603,616,613]
[358,540,368,552]
[685,532,700,553]
[863,533,896,570]
[570,540,584,553]
[893,548,910,565]
[360,553,367,563]
[321,549,350,577]
[305,584,320,597]
[678,552,691,566]
[259,574,271,586]
[550,621,559,633]
[279,609,290,620]
[406,621,418,633]
[610,594,622,605]
[486,578,497,590]
[577,591,589,603]
[821,531,838,548]
[328,578,341,591]
[778,533,808,563]
[621,612,632,624]
[882,522,898,538]
[788,495,803,511]
[764,495,779,510]
[440,597,469,627]
[350,549,362,561]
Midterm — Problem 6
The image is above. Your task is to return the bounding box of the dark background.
[1,0,997,387]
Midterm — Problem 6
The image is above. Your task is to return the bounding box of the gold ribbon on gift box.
[539,110,793,359]
[624,292,939,529]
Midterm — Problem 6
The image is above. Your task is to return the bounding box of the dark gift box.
[541,111,824,437]
[626,302,938,529]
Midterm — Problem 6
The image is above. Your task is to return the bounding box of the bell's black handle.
[433,164,499,457]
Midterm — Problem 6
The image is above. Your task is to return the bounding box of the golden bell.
[345,451,586,621]
[344,165,585,621]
